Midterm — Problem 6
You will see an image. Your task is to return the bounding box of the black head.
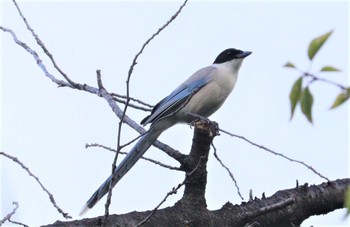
[213,48,252,64]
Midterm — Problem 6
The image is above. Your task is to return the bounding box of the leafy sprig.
[284,30,348,123]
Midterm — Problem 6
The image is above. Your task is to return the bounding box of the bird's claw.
[191,118,220,137]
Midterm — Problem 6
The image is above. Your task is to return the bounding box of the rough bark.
[43,125,350,227]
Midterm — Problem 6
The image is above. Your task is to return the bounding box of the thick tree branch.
[217,178,350,226]
[43,157,349,227]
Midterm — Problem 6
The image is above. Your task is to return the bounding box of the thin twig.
[85,143,181,171]
[1,22,150,113]
[126,0,188,81]
[0,202,19,226]
[292,66,346,90]
[9,218,29,227]
[106,0,189,217]
[0,25,72,88]
[111,93,154,108]
[0,152,71,219]
[211,143,244,200]
[137,155,204,226]
[111,96,153,112]
[304,72,347,90]
[219,129,330,182]
[96,70,119,218]
[120,134,145,149]
[12,0,77,87]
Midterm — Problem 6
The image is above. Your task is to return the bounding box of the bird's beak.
[238,51,252,59]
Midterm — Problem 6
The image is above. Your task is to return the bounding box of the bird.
[80,48,252,215]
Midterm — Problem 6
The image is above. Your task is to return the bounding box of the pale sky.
[1,0,349,226]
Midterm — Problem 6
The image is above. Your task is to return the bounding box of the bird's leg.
[185,112,220,137]
[185,112,211,124]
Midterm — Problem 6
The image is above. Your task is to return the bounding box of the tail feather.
[80,127,162,215]
[79,203,89,216]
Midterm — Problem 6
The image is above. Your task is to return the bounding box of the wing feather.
[141,66,215,125]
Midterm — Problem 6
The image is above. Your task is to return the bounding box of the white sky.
[1,0,349,226]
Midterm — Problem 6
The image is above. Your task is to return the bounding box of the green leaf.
[320,66,341,72]
[345,188,350,217]
[284,62,296,68]
[330,88,350,109]
[308,30,333,61]
[289,77,303,119]
[300,86,313,123]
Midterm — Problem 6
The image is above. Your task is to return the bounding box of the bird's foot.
[188,113,220,137]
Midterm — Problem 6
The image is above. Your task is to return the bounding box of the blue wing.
[141,66,215,126]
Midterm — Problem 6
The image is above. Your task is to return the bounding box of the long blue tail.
[80,127,162,215]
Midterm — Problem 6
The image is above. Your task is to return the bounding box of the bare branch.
[110,96,153,112]
[0,25,72,88]
[219,128,330,182]
[0,202,19,226]
[85,143,182,171]
[111,93,153,110]
[106,0,189,217]
[12,0,77,87]
[127,0,188,82]
[0,152,71,219]
[211,143,244,200]
[96,70,138,217]
[9,218,29,227]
